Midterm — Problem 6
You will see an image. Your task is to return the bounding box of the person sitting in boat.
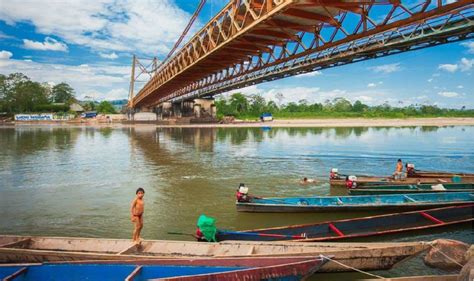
[345,175,357,189]
[393,159,405,180]
[236,183,251,202]
[193,228,208,242]
[406,163,416,177]
[330,168,340,179]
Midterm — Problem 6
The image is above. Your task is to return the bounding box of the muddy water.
[0,125,473,279]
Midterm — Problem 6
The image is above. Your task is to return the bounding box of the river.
[0,125,473,279]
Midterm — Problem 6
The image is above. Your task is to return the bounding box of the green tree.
[229,93,248,114]
[82,101,96,111]
[96,101,116,114]
[52,83,75,104]
[249,94,266,114]
[1,73,49,113]
[332,98,352,112]
[352,100,368,112]
[0,74,6,112]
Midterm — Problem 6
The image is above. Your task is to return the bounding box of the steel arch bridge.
[129,0,474,110]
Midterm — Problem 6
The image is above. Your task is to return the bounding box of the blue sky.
[0,0,472,108]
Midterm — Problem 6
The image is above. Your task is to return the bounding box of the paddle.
[167,231,195,237]
[168,230,306,240]
[218,230,306,240]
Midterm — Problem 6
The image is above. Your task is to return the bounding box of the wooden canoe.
[0,256,328,281]
[217,205,473,242]
[330,176,474,187]
[236,192,474,213]
[349,183,474,195]
[409,170,474,178]
[362,274,458,281]
[0,235,429,273]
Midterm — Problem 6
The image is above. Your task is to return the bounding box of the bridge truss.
[130,0,474,109]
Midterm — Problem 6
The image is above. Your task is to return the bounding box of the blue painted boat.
[236,192,474,213]
[217,205,473,241]
[0,256,328,281]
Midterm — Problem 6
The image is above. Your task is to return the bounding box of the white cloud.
[99,52,119,59]
[0,0,194,56]
[457,85,464,89]
[438,58,474,73]
[0,57,129,100]
[0,50,13,60]
[23,37,68,52]
[82,88,128,101]
[295,71,322,78]
[438,91,459,98]
[225,85,395,106]
[367,83,376,88]
[461,41,474,54]
[427,78,433,82]
[459,58,474,72]
[369,63,401,74]
[0,31,14,39]
[438,63,458,73]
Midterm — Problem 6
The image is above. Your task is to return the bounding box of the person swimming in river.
[300,177,318,185]
[130,187,145,244]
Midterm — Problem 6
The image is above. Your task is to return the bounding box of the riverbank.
[3,117,474,128]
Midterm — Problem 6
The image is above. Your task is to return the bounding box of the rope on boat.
[425,242,464,268]
[321,255,385,279]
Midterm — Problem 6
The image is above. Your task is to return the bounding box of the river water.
[0,125,473,279]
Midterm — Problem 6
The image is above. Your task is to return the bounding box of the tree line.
[215,93,474,119]
[0,73,117,114]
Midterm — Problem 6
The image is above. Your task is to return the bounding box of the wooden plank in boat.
[0,238,31,249]
[3,267,28,281]
[124,265,142,281]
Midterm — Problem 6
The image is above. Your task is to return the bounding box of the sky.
[0,0,473,108]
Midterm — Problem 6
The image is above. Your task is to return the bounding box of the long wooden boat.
[216,205,473,242]
[362,274,458,281]
[236,192,474,213]
[0,257,328,281]
[330,176,474,187]
[409,170,474,178]
[348,183,474,195]
[0,235,429,273]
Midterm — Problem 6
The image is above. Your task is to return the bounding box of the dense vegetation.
[216,93,474,119]
[0,73,116,115]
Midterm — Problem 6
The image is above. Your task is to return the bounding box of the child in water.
[130,188,145,244]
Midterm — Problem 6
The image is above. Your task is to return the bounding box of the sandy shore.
[3,117,474,128]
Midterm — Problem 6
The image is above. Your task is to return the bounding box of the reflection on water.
[0,125,473,278]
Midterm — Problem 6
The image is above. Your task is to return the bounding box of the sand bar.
[2,117,474,128]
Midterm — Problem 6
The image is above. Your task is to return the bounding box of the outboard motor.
[346,175,358,189]
[236,183,250,202]
[330,168,340,179]
[406,163,415,176]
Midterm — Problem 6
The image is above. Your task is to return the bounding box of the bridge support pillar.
[127,106,158,121]
[157,102,172,120]
[193,98,215,118]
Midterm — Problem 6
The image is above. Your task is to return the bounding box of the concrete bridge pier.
[128,106,158,121]
[193,98,216,119]
[129,98,216,122]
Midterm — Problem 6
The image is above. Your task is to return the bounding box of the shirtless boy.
[130,187,145,244]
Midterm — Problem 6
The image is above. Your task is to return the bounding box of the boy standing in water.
[130,188,145,244]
